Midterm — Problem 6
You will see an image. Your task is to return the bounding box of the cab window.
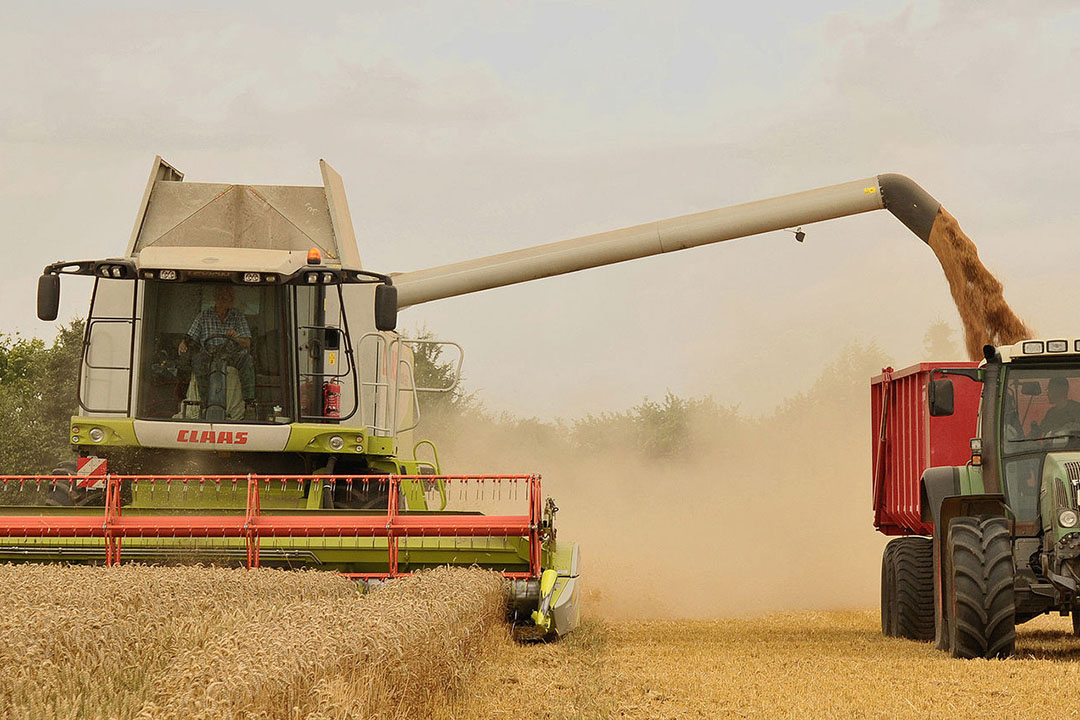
[1002,367,1080,454]
[137,282,293,423]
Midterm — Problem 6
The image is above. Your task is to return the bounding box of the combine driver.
[178,285,256,418]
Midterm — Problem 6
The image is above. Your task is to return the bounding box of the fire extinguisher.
[323,381,341,418]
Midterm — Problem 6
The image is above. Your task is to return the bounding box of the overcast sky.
[2,1,1078,418]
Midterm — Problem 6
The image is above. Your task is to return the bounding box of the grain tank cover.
[125,156,362,269]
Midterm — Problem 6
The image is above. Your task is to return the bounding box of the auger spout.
[393,173,941,307]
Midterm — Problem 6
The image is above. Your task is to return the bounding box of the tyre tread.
[947,516,1015,659]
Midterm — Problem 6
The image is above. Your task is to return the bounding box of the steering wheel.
[1032,420,1080,449]
[199,333,244,358]
[1054,421,1080,436]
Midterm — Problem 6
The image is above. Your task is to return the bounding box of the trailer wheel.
[881,541,898,636]
[893,537,935,641]
[946,516,1015,659]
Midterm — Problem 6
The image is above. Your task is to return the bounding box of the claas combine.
[1,158,950,638]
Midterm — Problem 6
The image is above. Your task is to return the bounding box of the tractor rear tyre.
[945,516,1016,659]
[893,537,935,641]
[881,538,934,640]
[880,541,898,636]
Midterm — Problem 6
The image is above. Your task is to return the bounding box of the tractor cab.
[997,358,1080,526]
[929,341,1080,533]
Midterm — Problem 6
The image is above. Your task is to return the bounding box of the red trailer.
[870,362,982,536]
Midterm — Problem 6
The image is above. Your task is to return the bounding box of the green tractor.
[879,341,1080,658]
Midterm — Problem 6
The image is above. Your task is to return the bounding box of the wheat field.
[443,611,1080,720]
[0,565,507,720]
[10,565,1080,720]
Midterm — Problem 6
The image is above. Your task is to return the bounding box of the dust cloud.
[927,208,1031,359]
[430,344,890,619]
[422,210,1031,620]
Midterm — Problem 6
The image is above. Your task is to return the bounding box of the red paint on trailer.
[870,362,982,536]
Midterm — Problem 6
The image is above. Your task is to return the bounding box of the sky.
[2,1,1079,419]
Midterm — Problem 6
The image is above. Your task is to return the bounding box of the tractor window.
[1002,367,1080,454]
[1003,456,1041,524]
[137,282,293,423]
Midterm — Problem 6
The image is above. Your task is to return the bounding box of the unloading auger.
[1,158,946,639]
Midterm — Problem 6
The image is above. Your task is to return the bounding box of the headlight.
[159,269,177,280]
[1023,341,1045,354]
[1048,340,1068,353]
[1060,509,1079,528]
[88,427,105,443]
[328,435,345,451]
[243,272,261,283]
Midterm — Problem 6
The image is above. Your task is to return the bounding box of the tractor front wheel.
[945,516,1016,659]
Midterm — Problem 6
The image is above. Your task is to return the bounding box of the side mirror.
[374,284,398,332]
[929,378,955,417]
[37,274,60,321]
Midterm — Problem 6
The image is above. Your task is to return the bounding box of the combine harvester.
[2,157,951,638]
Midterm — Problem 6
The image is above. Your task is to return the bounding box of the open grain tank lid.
[125,156,362,270]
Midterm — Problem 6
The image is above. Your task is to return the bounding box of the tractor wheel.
[893,537,935,641]
[945,516,1016,659]
[880,541,898,637]
[1072,605,1080,637]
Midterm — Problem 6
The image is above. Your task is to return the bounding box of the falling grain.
[927,208,1031,359]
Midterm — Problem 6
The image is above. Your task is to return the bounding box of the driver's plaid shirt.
[186,308,251,348]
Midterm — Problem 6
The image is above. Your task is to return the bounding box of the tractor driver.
[1032,377,1080,437]
[178,285,256,410]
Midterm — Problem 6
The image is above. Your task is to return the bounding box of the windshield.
[999,364,1080,525]
[138,282,293,423]
[1002,365,1080,455]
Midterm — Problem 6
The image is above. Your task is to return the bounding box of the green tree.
[573,391,741,459]
[923,320,962,360]
[0,320,84,473]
